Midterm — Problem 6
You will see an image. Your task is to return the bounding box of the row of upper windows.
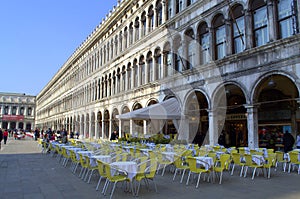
[0,106,33,116]
[52,0,298,104]
[75,0,298,79]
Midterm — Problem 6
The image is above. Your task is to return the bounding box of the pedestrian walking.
[3,129,8,144]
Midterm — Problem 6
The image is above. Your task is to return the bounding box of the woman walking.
[3,129,8,144]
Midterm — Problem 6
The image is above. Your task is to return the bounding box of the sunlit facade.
[0,92,35,131]
[35,0,300,149]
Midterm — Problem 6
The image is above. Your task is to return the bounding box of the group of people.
[0,128,9,148]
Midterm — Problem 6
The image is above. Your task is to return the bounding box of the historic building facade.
[0,92,36,131]
[35,0,300,148]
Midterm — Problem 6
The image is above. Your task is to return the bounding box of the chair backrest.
[207,152,217,163]
[186,156,198,172]
[96,160,107,177]
[265,152,276,167]
[289,152,299,163]
[219,154,231,169]
[137,156,149,175]
[275,151,284,162]
[145,158,158,178]
[244,154,253,166]
[231,152,241,164]
[79,153,88,168]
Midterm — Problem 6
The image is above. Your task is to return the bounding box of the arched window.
[156,0,163,26]
[119,31,123,52]
[114,35,118,56]
[163,42,171,77]
[127,63,132,90]
[185,29,195,69]
[121,66,126,91]
[175,0,183,14]
[124,27,128,48]
[230,4,245,54]
[141,12,147,37]
[213,14,226,60]
[129,22,134,45]
[173,35,182,72]
[135,17,140,41]
[155,48,162,79]
[277,0,297,39]
[133,59,139,87]
[251,0,269,47]
[147,52,154,82]
[148,6,154,32]
[198,22,210,65]
[167,0,172,20]
[140,56,145,85]
[107,43,110,62]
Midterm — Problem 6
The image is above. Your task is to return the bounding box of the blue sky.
[0,0,117,96]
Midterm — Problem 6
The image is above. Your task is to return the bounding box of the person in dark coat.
[283,131,295,153]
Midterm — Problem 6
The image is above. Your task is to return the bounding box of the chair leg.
[180,169,186,183]
[231,165,235,175]
[196,173,202,188]
[173,169,178,181]
[186,171,191,185]
[109,182,117,199]
[239,166,244,177]
[219,171,223,184]
[252,167,257,180]
[96,176,102,190]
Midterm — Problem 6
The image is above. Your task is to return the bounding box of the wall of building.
[36,0,300,148]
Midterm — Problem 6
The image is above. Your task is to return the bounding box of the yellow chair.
[142,157,158,194]
[186,156,211,188]
[230,152,245,177]
[156,152,174,176]
[102,162,132,199]
[96,160,108,191]
[173,154,189,183]
[133,156,150,196]
[243,154,263,179]
[78,153,89,179]
[69,150,80,174]
[85,156,98,183]
[263,152,276,178]
[288,152,300,174]
[275,151,288,172]
[214,154,231,184]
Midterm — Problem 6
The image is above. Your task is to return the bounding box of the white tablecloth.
[195,156,214,170]
[110,161,137,181]
[162,152,177,162]
[252,155,265,166]
[90,155,112,167]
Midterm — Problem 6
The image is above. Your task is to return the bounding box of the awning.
[116,98,182,120]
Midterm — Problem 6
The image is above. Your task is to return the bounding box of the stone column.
[245,105,259,149]
[143,120,147,135]
[208,109,218,146]
[267,0,276,42]
[225,18,233,56]
[208,27,215,61]
[244,9,253,49]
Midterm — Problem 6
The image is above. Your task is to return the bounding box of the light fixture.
[268,76,276,88]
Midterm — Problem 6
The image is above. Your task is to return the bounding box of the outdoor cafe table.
[90,155,112,167]
[110,161,138,181]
